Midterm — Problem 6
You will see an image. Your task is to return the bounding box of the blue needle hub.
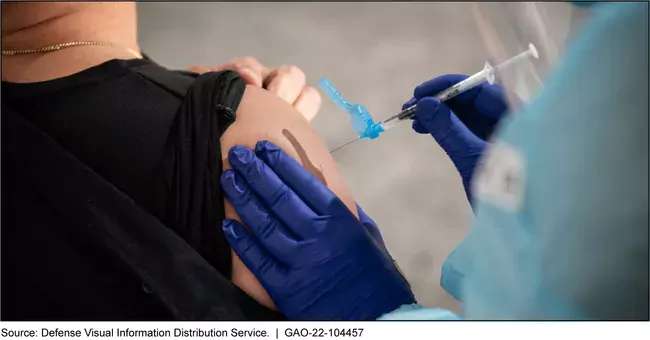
[318,78,384,140]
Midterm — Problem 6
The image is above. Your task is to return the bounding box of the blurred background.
[138,2,590,313]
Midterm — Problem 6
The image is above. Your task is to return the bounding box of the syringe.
[324,43,539,153]
[380,60,497,132]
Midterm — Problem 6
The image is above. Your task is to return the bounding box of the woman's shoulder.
[1,57,194,209]
[2,57,174,99]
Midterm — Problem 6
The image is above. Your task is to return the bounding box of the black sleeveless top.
[1,57,283,320]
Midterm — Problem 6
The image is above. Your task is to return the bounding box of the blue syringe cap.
[318,77,384,140]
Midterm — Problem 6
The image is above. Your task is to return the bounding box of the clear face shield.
[471,2,592,109]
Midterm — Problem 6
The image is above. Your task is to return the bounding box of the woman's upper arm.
[221,85,358,309]
[221,84,356,213]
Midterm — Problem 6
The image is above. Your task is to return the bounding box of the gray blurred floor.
[137,2,584,313]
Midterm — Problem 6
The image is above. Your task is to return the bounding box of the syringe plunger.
[381,43,538,131]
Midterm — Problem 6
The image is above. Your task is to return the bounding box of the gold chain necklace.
[1,41,142,58]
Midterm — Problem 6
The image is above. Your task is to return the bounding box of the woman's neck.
[1,2,141,83]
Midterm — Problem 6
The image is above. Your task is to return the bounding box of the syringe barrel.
[379,44,538,134]
[381,104,416,126]
[385,68,491,124]
[434,68,491,102]
[396,105,417,120]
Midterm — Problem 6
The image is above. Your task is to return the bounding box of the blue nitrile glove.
[403,74,509,204]
[356,202,386,251]
[220,141,415,320]
[356,202,408,280]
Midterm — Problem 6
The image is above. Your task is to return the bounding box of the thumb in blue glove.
[221,141,415,320]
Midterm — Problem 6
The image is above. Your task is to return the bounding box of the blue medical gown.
[382,2,649,320]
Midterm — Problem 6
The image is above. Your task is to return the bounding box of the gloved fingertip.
[220,169,235,187]
[402,97,417,111]
[413,85,426,100]
[255,140,279,153]
[354,203,366,219]
[223,220,278,278]
[411,120,428,134]
[220,169,247,199]
[228,145,255,167]
[415,97,442,117]
[222,219,246,240]
[255,140,285,168]
[414,81,445,99]
[254,140,281,162]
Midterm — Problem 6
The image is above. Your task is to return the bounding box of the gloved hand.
[356,203,386,251]
[221,141,415,320]
[403,74,509,204]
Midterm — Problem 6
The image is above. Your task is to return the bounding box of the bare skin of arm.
[223,85,357,308]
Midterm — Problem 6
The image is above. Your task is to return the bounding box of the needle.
[324,44,539,155]
[329,137,360,153]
